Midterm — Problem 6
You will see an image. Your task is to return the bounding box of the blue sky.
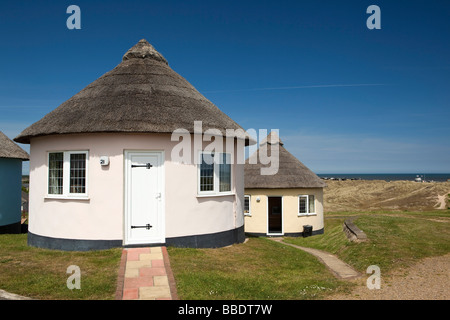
[0,0,449,174]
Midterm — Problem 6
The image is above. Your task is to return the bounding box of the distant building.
[244,132,326,237]
[0,131,29,233]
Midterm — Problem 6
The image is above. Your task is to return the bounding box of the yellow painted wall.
[244,188,324,235]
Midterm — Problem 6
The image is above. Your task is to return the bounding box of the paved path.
[0,289,32,300]
[116,247,178,300]
[269,238,361,279]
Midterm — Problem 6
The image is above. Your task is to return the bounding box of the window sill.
[244,213,252,217]
[45,195,90,201]
[298,213,317,217]
[196,192,235,198]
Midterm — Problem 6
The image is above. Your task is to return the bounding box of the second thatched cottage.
[15,39,250,251]
[0,131,29,234]
[244,132,326,237]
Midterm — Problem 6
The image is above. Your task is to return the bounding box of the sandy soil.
[323,180,450,213]
[327,253,450,300]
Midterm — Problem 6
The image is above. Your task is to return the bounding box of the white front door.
[124,151,165,245]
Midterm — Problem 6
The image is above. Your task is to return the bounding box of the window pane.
[299,196,307,214]
[200,153,214,191]
[70,153,86,194]
[309,195,315,213]
[244,196,250,214]
[219,153,231,192]
[48,153,64,194]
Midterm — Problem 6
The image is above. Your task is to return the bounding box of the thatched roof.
[0,131,29,160]
[14,39,249,144]
[245,132,326,189]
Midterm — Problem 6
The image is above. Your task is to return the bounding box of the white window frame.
[298,195,316,216]
[244,195,251,216]
[46,150,89,199]
[197,151,233,197]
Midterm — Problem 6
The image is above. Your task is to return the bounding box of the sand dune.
[323,180,450,212]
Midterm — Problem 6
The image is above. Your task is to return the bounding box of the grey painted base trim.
[166,225,245,248]
[246,227,324,238]
[28,225,245,251]
[0,221,21,234]
[28,232,123,251]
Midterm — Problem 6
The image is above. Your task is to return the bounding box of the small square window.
[47,151,88,198]
[298,195,315,215]
[198,152,233,196]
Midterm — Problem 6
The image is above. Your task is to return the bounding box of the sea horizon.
[317,173,450,182]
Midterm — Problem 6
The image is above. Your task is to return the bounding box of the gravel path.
[328,253,450,300]
[0,289,32,300]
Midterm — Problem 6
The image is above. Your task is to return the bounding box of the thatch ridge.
[0,131,29,160]
[122,39,168,65]
[259,131,284,146]
[245,134,326,189]
[14,39,248,144]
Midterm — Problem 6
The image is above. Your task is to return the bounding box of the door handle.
[131,224,152,230]
[131,163,153,169]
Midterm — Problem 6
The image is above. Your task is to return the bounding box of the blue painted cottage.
[0,131,29,233]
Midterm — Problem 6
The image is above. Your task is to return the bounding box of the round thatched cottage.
[15,39,248,251]
[244,132,326,237]
[0,131,29,234]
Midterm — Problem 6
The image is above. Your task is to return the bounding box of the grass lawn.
[168,210,449,300]
[285,210,450,274]
[167,237,354,300]
[1,210,448,300]
[0,234,122,300]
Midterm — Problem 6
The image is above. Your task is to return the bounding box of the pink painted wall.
[28,133,244,242]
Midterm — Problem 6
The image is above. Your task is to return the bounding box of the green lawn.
[0,234,122,300]
[1,210,448,300]
[167,237,353,300]
[285,210,450,273]
[168,210,449,300]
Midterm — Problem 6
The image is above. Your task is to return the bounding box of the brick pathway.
[117,247,178,300]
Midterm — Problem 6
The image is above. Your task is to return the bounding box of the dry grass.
[324,180,450,212]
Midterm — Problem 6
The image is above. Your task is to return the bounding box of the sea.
[317,173,450,182]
